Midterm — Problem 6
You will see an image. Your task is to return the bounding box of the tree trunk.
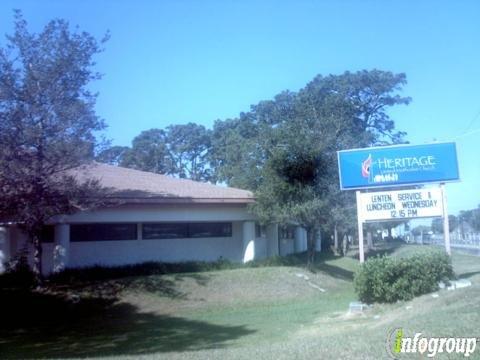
[333,224,339,253]
[342,234,348,256]
[32,233,43,285]
[307,228,316,266]
[366,232,373,252]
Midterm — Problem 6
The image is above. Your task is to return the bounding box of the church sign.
[337,142,459,262]
[337,142,459,190]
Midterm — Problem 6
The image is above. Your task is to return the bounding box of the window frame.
[142,222,233,240]
[142,222,189,240]
[70,223,138,242]
[188,222,232,239]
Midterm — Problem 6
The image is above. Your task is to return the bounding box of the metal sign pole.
[356,190,365,263]
[440,183,451,256]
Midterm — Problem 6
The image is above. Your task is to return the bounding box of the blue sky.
[0,0,479,214]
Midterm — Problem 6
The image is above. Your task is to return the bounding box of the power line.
[454,127,480,140]
[458,107,480,138]
[434,107,480,143]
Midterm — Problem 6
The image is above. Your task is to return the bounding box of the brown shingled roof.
[71,162,255,204]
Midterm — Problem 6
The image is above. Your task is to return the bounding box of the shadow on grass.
[48,261,219,285]
[344,241,403,262]
[457,270,480,279]
[123,273,211,299]
[300,252,356,281]
[364,246,397,259]
[314,261,354,281]
[0,289,255,359]
[44,271,212,301]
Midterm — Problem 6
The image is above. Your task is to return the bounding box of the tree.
[0,11,108,279]
[301,70,410,145]
[211,70,410,263]
[120,129,174,174]
[96,145,130,165]
[375,220,407,240]
[103,124,214,181]
[469,207,480,232]
[210,116,264,188]
[411,225,431,236]
[165,123,212,181]
[458,206,480,234]
[431,215,458,234]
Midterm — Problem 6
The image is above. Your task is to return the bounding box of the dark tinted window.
[142,223,189,240]
[71,224,137,242]
[279,226,295,239]
[40,225,55,243]
[142,222,232,239]
[189,222,232,238]
[255,224,266,238]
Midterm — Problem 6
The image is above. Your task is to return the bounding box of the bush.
[353,251,454,303]
[0,249,35,289]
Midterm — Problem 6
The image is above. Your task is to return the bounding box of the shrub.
[354,251,454,303]
[0,248,35,289]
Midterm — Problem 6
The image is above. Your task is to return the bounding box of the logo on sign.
[360,154,437,185]
[361,154,372,178]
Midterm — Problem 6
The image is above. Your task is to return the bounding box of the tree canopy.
[120,129,173,174]
[97,123,213,182]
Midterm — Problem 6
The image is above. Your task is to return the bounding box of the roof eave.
[106,197,256,204]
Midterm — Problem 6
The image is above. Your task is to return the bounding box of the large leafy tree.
[210,113,265,188]
[96,145,130,165]
[431,215,458,234]
[0,12,108,279]
[120,129,173,174]
[165,123,212,181]
[459,206,480,233]
[102,124,214,181]
[211,70,410,262]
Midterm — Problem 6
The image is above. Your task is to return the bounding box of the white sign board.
[357,188,444,222]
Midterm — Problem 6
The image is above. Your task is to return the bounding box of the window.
[189,222,232,238]
[142,223,188,240]
[40,225,55,243]
[279,226,295,239]
[142,222,232,240]
[71,223,137,242]
[255,224,266,238]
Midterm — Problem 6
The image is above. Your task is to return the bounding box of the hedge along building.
[0,163,311,274]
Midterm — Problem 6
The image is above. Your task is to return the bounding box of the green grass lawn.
[1,244,480,359]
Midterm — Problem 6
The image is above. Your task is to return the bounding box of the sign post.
[356,190,365,263]
[441,183,451,255]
